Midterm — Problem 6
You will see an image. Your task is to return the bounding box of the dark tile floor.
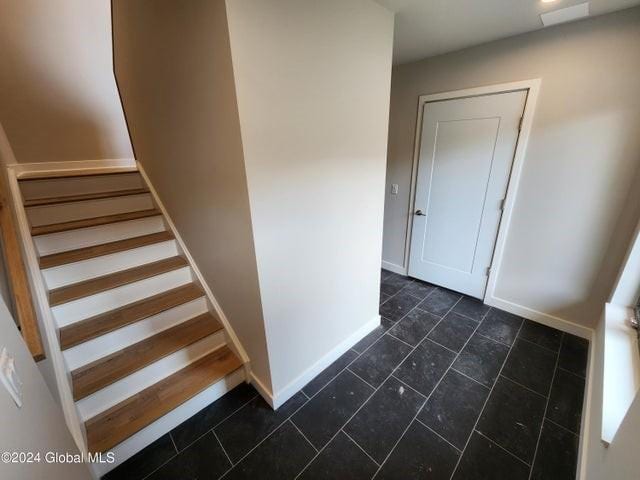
[105,270,589,480]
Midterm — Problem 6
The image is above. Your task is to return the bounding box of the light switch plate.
[0,347,23,408]
[391,184,399,195]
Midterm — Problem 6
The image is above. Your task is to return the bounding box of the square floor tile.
[395,339,456,396]
[518,320,562,352]
[380,291,422,321]
[452,334,509,388]
[381,273,413,296]
[399,279,436,299]
[418,288,462,316]
[531,420,579,480]
[418,370,489,450]
[298,431,377,480]
[349,334,413,387]
[292,370,373,449]
[214,391,307,462]
[380,292,390,305]
[147,431,230,480]
[428,312,477,353]
[376,421,459,479]
[452,432,529,480]
[104,434,176,480]
[302,349,359,397]
[344,376,424,463]
[171,383,257,451]
[224,421,316,480]
[547,369,585,433]
[352,317,394,354]
[502,338,557,396]
[558,334,589,377]
[452,296,490,322]
[477,376,546,463]
[388,308,440,347]
[476,309,523,346]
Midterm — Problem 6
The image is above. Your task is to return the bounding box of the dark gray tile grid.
[106,271,587,480]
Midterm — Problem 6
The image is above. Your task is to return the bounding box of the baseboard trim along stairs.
[10,162,250,476]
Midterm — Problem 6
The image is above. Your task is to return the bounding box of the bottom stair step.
[85,346,242,453]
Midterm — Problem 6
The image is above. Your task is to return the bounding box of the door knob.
[415,210,425,216]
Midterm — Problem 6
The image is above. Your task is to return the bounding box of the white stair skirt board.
[91,367,246,477]
[77,333,227,421]
[33,215,166,255]
[258,315,380,409]
[52,267,193,328]
[63,297,208,371]
[26,193,154,226]
[381,260,408,276]
[485,294,592,339]
[19,171,144,199]
[42,240,179,289]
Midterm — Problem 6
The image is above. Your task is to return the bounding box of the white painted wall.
[0,0,132,163]
[0,297,89,480]
[226,0,394,398]
[112,0,273,390]
[383,8,640,328]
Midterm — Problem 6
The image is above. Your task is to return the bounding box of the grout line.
[544,417,579,437]
[448,317,526,480]
[341,429,381,467]
[475,331,512,348]
[371,296,466,479]
[415,418,462,453]
[390,374,427,399]
[499,374,548,399]
[213,429,235,466]
[301,390,311,400]
[290,420,319,453]
[423,336,459,355]
[168,432,179,454]
[449,367,490,390]
[346,367,378,390]
[516,335,561,355]
[528,332,563,480]
[385,332,416,349]
[140,452,179,480]
[557,365,586,380]
[475,430,532,467]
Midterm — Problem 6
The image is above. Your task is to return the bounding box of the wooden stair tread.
[71,313,222,401]
[40,231,174,269]
[49,256,188,307]
[24,188,150,207]
[86,346,242,453]
[18,168,139,181]
[60,283,204,350]
[31,209,161,236]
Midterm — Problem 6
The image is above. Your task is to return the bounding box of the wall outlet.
[391,184,399,195]
[0,347,23,408]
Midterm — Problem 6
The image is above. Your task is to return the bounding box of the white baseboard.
[485,295,593,339]
[382,260,407,276]
[261,315,381,410]
[250,372,275,408]
[10,158,136,178]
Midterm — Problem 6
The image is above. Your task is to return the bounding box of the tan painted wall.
[111,0,272,389]
[0,0,132,163]
[383,8,640,328]
[226,0,394,396]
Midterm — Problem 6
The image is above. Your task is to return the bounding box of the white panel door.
[408,90,527,299]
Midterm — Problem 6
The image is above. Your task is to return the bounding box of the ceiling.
[375,0,640,64]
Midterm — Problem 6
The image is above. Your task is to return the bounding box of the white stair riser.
[20,172,145,200]
[52,267,193,327]
[34,216,166,255]
[27,193,154,226]
[91,369,246,477]
[64,297,208,370]
[42,241,178,289]
[77,333,227,421]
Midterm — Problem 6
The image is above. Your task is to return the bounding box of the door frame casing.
[402,79,541,302]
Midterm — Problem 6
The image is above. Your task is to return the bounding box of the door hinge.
[518,116,524,131]
[499,198,506,210]
[485,266,491,276]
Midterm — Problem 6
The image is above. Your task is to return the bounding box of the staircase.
[16,167,246,471]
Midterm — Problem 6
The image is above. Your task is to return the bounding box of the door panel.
[408,91,527,299]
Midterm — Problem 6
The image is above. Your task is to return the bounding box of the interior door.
[408,90,527,299]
